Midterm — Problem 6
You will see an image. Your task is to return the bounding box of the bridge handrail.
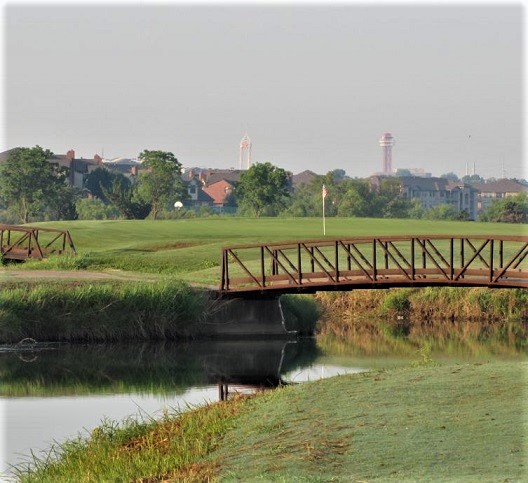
[221,234,528,251]
[219,234,528,295]
[0,224,72,234]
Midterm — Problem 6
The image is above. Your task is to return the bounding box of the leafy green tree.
[76,198,120,220]
[422,204,460,220]
[370,178,408,218]
[282,182,320,217]
[103,177,151,220]
[85,167,130,203]
[336,179,373,217]
[461,174,484,185]
[408,199,424,219]
[440,172,460,182]
[479,193,527,223]
[382,197,413,219]
[237,163,291,217]
[330,169,347,182]
[137,150,186,219]
[0,146,75,223]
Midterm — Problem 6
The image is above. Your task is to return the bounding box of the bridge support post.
[204,297,296,338]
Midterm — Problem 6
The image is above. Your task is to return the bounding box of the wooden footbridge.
[219,235,528,296]
[0,224,76,261]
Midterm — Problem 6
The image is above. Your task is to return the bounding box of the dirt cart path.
[0,270,154,283]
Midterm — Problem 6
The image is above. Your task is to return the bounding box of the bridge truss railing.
[0,224,76,261]
[220,235,528,295]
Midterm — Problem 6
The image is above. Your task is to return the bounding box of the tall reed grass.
[0,280,206,343]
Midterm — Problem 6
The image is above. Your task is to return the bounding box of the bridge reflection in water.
[220,235,528,296]
[0,339,319,401]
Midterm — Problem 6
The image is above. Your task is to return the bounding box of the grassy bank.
[0,280,205,343]
[316,287,528,323]
[18,360,527,482]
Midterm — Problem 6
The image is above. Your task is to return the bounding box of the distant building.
[473,179,528,214]
[181,168,242,212]
[395,168,432,178]
[0,148,103,190]
[103,157,141,178]
[370,175,479,219]
[239,133,252,170]
[379,132,395,174]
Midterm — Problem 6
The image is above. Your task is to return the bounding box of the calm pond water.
[0,329,526,478]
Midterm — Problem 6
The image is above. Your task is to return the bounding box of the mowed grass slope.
[21,218,528,285]
[215,361,527,482]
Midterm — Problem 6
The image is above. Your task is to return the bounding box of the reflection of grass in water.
[0,343,207,397]
[316,287,528,359]
[0,340,322,398]
[317,319,528,362]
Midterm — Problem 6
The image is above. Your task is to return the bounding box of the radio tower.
[239,133,252,170]
[379,132,395,174]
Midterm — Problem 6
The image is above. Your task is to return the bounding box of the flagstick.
[323,193,326,236]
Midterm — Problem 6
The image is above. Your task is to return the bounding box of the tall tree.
[237,162,290,217]
[103,177,151,220]
[85,167,130,203]
[137,150,185,219]
[0,146,74,223]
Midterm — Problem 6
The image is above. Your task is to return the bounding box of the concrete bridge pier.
[204,296,296,338]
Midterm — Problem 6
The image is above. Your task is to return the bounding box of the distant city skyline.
[2,3,525,179]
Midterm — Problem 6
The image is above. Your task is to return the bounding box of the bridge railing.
[220,235,528,294]
[0,224,76,261]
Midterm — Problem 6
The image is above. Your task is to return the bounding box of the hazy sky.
[2,2,525,179]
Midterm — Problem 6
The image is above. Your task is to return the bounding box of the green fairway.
[18,217,528,286]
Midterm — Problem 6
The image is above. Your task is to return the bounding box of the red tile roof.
[202,179,234,205]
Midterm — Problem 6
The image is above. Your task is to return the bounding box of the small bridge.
[0,224,76,261]
[219,235,528,296]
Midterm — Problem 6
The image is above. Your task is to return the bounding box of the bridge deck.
[219,235,528,296]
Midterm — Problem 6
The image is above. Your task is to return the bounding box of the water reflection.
[0,339,319,398]
[1,324,526,477]
[0,338,323,475]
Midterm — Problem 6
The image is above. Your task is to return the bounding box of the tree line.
[0,146,526,224]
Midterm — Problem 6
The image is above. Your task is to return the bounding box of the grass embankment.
[0,280,204,343]
[18,360,527,482]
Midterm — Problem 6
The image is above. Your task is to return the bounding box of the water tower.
[379,132,395,174]
[239,133,252,170]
